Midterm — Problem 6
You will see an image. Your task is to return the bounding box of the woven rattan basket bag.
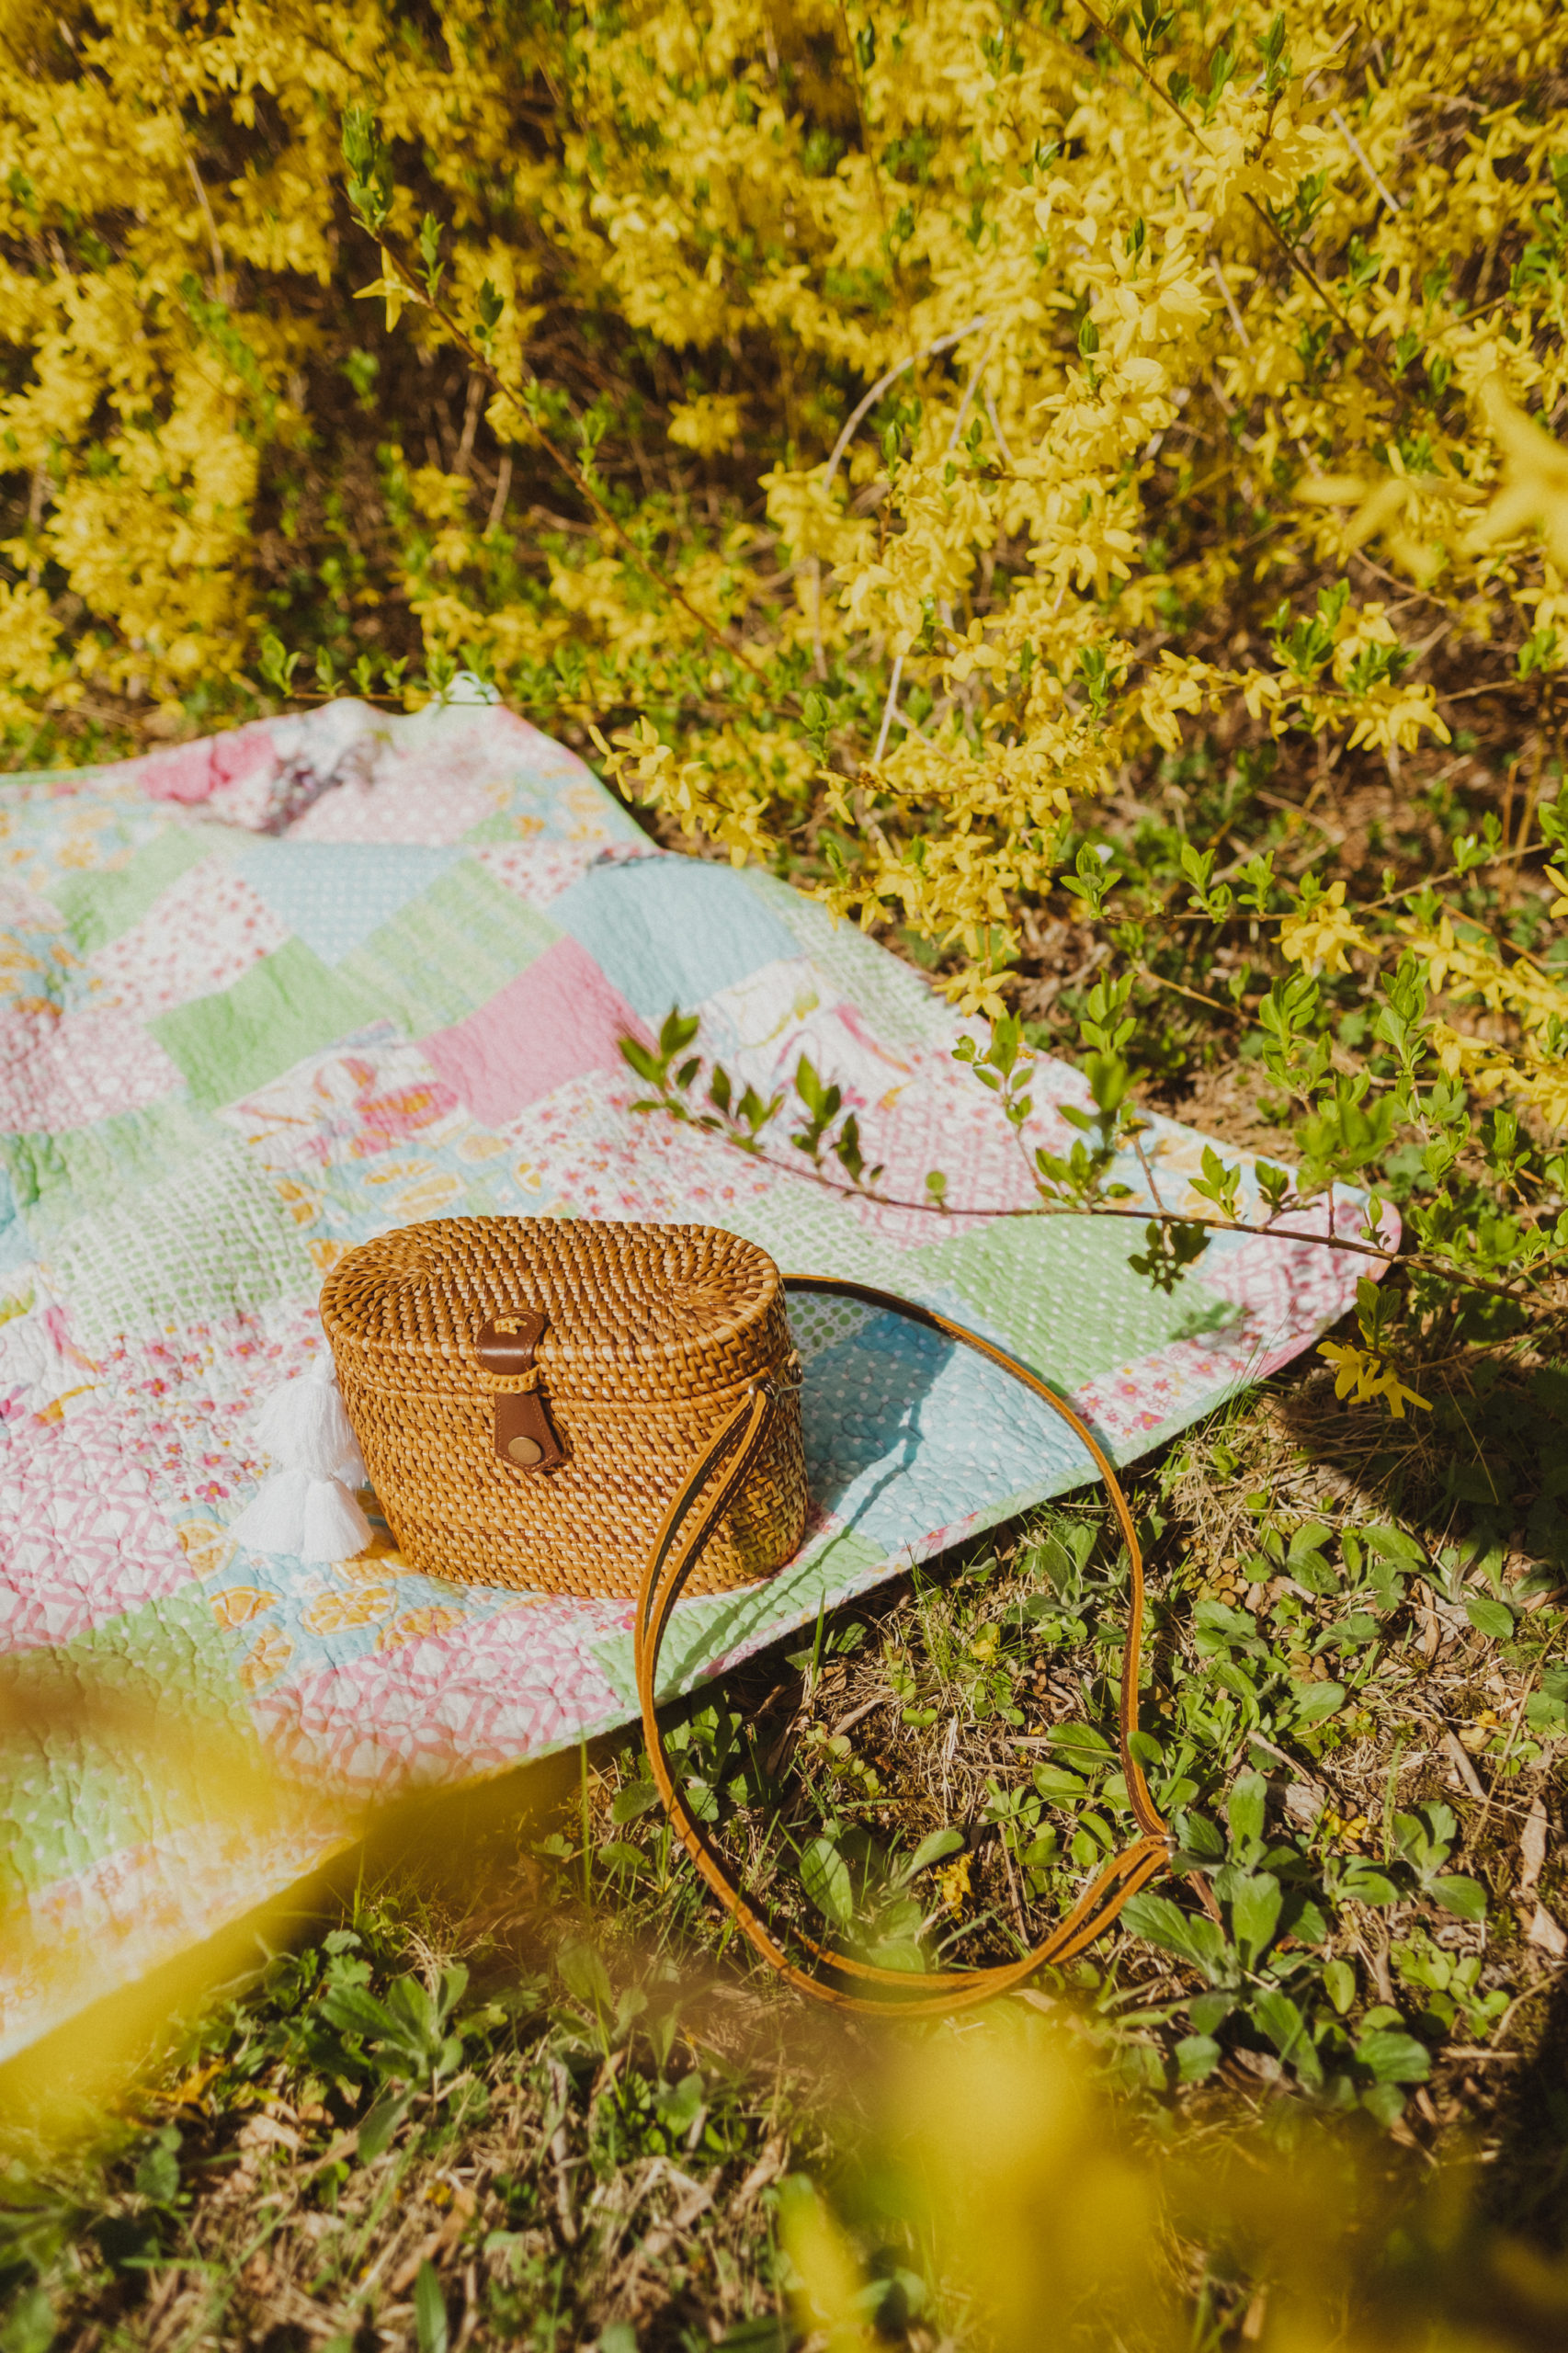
[317,1215,1173,2009]
[319,1216,808,1601]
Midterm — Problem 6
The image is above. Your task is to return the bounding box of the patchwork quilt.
[0,697,1377,2057]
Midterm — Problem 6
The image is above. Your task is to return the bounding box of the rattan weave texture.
[320,1217,808,1599]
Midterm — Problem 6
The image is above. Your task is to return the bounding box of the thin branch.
[1330,106,1403,215]
[643,1083,1558,1307]
[945,341,994,452]
[983,381,1016,469]
[872,652,904,764]
[485,450,514,534]
[1209,256,1252,349]
[821,317,990,500]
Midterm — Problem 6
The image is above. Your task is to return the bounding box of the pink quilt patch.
[0,1002,182,1133]
[131,722,279,809]
[0,1405,196,1653]
[290,768,503,846]
[421,935,651,1127]
[476,838,640,908]
[89,856,290,1018]
[500,1068,775,1223]
[252,1599,627,1796]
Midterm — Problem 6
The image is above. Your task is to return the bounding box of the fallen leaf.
[1520,1796,1549,1896]
[1527,1904,1567,1961]
[1443,1730,1485,1802]
[237,2113,302,2153]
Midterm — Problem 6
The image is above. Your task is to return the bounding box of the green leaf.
[1051,1723,1114,1756]
[712,2321,788,2351]
[133,2130,181,2205]
[1285,1894,1330,1947]
[1250,1988,1323,2086]
[1338,1861,1401,1905]
[1249,1984,1303,2055]
[1229,1871,1283,1967]
[415,2260,449,2353]
[1322,1612,1382,1648]
[1121,1893,1227,1980]
[863,1938,926,1973]
[1363,1523,1426,1567]
[1227,1770,1267,1848]
[1289,1680,1346,1726]
[1465,1595,1515,1640]
[801,1837,855,1930]
[1032,1764,1088,1800]
[558,1938,613,2011]
[1173,1809,1225,1861]
[1323,1958,1357,2015]
[1428,1874,1488,1923]
[0,2288,55,2353]
[611,1779,663,1823]
[1288,1521,1335,1567]
[658,1007,699,1057]
[1359,2081,1408,2129]
[321,1983,399,2043]
[1355,2029,1430,2084]
[904,1827,966,1878]
[1175,2034,1221,2084]
[357,2088,411,2159]
[657,2071,706,2132]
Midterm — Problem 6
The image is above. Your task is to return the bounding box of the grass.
[6,1347,1568,2350]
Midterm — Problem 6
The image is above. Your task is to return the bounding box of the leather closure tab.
[476,1306,562,1472]
[475,1307,546,1376]
[494,1387,564,1473]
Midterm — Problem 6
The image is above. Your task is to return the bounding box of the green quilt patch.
[920,1216,1227,1393]
[54,824,229,954]
[0,1581,253,1904]
[2,1097,215,1238]
[336,861,558,1036]
[151,938,385,1110]
[52,1142,319,1345]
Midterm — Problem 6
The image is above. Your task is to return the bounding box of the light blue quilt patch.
[231,842,465,964]
[551,857,801,1019]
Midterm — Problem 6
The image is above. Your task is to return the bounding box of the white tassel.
[253,1358,366,1483]
[232,1359,371,1563]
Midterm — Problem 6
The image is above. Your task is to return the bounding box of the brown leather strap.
[632,1274,1171,2014]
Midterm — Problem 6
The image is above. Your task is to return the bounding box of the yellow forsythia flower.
[1319,1341,1431,1420]
[1278,882,1367,974]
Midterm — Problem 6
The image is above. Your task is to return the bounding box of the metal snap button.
[507,1432,544,1466]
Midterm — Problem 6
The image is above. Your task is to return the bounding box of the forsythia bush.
[6,0,1568,1389]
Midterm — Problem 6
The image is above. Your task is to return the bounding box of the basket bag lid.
[319,1217,790,1405]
